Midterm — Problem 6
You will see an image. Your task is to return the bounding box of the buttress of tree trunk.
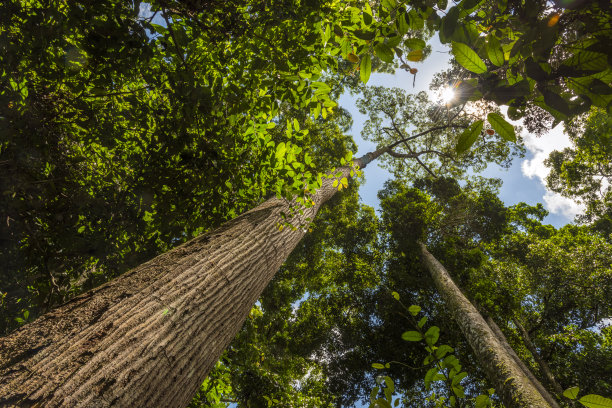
[0,148,387,408]
[512,317,565,397]
[418,243,553,408]
[486,317,561,408]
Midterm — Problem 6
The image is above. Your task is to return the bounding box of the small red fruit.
[486,129,495,135]
[410,68,418,74]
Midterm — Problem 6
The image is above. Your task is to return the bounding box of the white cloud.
[138,3,153,19]
[543,191,585,219]
[520,124,585,220]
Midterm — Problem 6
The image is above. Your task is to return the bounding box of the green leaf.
[408,305,421,316]
[452,42,487,74]
[579,394,612,408]
[452,385,466,398]
[275,142,287,159]
[374,43,394,64]
[391,291,400,300]
[565,51,607,71]
[384,376,395,393]
[78,225,86,233]
[541,89,570,116]
[354,29,376,41]
[424,367,437,390]
[460,0,483,12]
[396,12,410,35]
[487,112,516,142]
[456,120,484,153]
[525,58,549,81]
[370,386,380,401]
[442,7,459,39]
[564,387,580,400]
[451,371,467,385]
[475,394,491,408]
[404,38,426,50]
[374,398,392,408]
[406,49,423,62]
[401,331,423,341]
[424,326,440,346]
[434,345,454,359]
[485,35,504,67]
[372,363,385,369]
[418,316,427,328]
[312,81,331,96]
[360,54,372,83]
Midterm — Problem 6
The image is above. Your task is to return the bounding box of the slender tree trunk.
[513,317,565,397]
[0,149,386,408]
[418,243,553,408]
[486,317,561,408]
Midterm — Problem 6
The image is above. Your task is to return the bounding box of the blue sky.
[340,37,582,229]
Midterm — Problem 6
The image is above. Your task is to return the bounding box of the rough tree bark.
[418,243,553,408]
[486,317,561,408]
[0,149,387,408]
[513,317,565,397]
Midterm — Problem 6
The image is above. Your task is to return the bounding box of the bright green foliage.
[0,0,355,334]
[356,86,524,177]
[456,120,484,154]
[438,0,612,123]
[487,113,516,142]
[451,42,487,74]
[369,295,497,408]
[562,386,612,408]
[0,0,457,336]
[377,176,612,402]
[546,108,612,236]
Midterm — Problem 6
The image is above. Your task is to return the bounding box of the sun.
[440,87,455,104]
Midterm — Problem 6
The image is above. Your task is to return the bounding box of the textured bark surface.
[419,243,552,408]
[487,317,561,408]
[0,149,389,408]
[513,317,564,397]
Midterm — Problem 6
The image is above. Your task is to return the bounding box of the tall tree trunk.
[418,243,553,408]
[0,149,387,408]
[512,317,565,397]
[486,317,561,408]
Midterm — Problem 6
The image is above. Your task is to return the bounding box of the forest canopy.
[0,0,611,407]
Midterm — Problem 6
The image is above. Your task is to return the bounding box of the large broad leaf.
[407,49,423,62]
[354,29,376,41]
[456,120,483,153]
[475,395,491,408]
[563,387,580,400]
[487,112,516,142]
[401,331,423,341]
[541,89,570,116]
[396,11,410,35]
[424,326,440,346]
[565,51,607,71]
[442,7,459,40]
[525,58,549,81]
[360,54,372,83]
[312,81,331,96]
[579,394,612,408]
[404,38,426,50]
[374,43,394,63]
[452,42,487,74]
[486,35,504,67]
